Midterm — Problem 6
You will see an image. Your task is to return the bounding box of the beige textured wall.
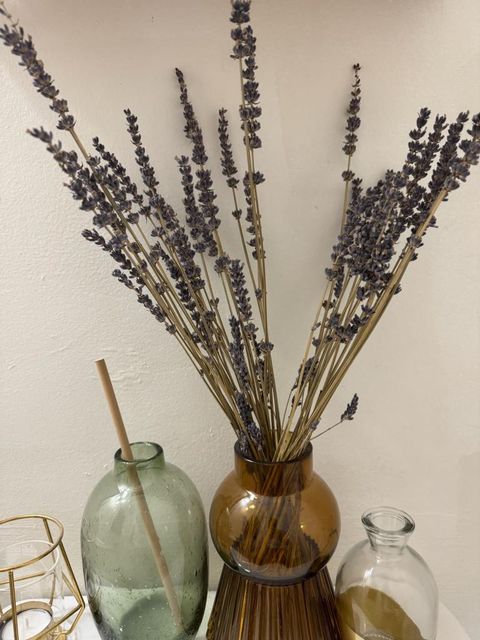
[1,0,479,636]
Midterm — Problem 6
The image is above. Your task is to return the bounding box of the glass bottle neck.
[233,442,313,495]
[114,442,165,486]
[362,507,415,553]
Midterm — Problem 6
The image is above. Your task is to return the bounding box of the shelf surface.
[73,592,470,639]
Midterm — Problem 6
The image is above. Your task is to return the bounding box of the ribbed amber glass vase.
[208,442,342,640]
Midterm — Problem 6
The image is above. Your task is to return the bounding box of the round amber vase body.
[210,442,340,583]
[208,443,342,640]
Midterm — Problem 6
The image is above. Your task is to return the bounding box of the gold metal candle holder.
[0,515,84,640]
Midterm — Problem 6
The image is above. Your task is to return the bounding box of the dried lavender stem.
[323,340,343,387]
[120,253,224,393]
[300,272,356,400]
[285,275,337,424]
[305,188,448,432]
[299,282,373,423]
[286,335,342,456]
[75,146,244,420]
[332,274,361,336]
[211,228,245,335]
[68,128,91,161]
[276,290,328,455]
[3,0,478,462]
[99,165,234,392]
[310,419,346,440]
[280,270,353,455]
[90,140,234,386]
[216,260,270,434]
[283,64,364,440]
[114,245,240,423]
[147,220,231,369]
[238,57,267,320]
[232,187,258,291]
[241,163,278,442]
[276,280,335,455]
[231,4,280,450]
[225,74,278,442]
[131,224,205,335]
[200,253,218,307]
[321,305,362,386]
[340,156,352,232]
[219,270,235,319]
[130,214,236,393]
[211,228,272,440]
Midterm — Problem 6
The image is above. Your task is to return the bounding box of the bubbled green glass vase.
[81,442,208,640]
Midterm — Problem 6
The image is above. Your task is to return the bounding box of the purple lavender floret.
[228,259,256,333]
[230,1,251,26]
[229,316,249,387]
[177,155,208,254]
[0,22,74,130]
[230,2,262,150]
[342,64,362,161]
[340,394,359,421]
[175,68,208,166]
[218,108,240,189]
[235,391,263,455]
[175,68,220,257]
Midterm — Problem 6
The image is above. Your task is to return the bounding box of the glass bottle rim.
[234,441,312,466]
[361,506,415,537]
[114,441,163,464]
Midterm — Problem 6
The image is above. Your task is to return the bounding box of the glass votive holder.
[0,515,84,640]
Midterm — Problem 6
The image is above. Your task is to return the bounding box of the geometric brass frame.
[0,515,85,640]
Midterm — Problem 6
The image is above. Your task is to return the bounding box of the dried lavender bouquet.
[1,1,478,463]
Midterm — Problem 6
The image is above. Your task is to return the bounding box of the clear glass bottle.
[335,507,438,640]
[81,442,208,640]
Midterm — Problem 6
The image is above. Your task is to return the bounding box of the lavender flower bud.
[229,316,249,387]
[340,394,359,421]
[258,340,274,353]
[218,108,239,188]
[175,68,208,165]
[214,255,231,273]
[229,259,256,329]
[0,23,75,130]
[235,391,264,456]
[230,1,251,27]
[342,64,362,158]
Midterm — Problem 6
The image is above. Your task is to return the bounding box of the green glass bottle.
[81,442,208,640]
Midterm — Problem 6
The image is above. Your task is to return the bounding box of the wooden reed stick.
[95,358,184,632]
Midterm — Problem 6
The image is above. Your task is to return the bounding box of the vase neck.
[362,507,415,553]
[114,442,165,489]
[234,443,313,495]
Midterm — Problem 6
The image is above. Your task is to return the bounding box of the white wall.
[1,0,479,636]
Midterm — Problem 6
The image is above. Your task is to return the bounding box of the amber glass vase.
[208,442,342,640]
